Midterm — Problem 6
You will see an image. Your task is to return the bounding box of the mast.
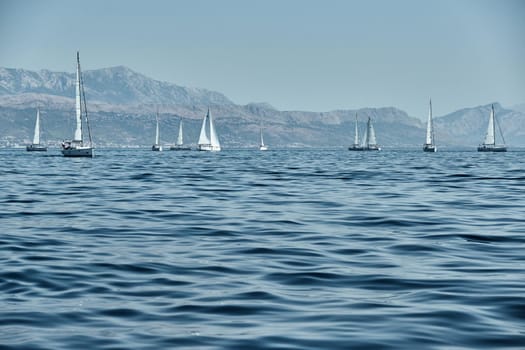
[74,51,82,142]
[354,113,359,146]
[33,108,40,145]
[426,99,433,145]
[177,118,183,145]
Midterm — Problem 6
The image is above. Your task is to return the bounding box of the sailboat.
[26,108,47,151]
[170,118,191,150]
[478,104,507,152]
[259,125,268,151]
[61,52,94,157]
[423,99,437,152]
[152,111,163,151]
[349,116,381,151]
[348,113,362,151]
[197,108,221,151]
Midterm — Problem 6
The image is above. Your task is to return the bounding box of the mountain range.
[1,66,524,148]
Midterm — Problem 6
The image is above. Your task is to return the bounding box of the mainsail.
[155,112,160,145]
[74,53,82,142]
[208,109,220,148]
[33,108,40,145]
[354,113,359,146]
[367,118,377,146]
[177,119,183,146]
[484,105,495,146]
[198,110,210,145]
[426,99,433,145]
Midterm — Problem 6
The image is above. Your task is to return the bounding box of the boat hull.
[348,146,381,151]
[62,147,94,157]
[26,144,47,152]
[423,144,437,152]
[198,144,221,152]
[152,145,163,151]
[477,145,507,152]
[259,145,268,151]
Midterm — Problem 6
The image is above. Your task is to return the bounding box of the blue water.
[1,148,525,349]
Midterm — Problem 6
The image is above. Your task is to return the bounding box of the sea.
[1,148,524,349]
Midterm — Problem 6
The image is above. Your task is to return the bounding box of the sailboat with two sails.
[478,104,507,152]
[197,108,221,151]
[348,114,381,151]
[170,118,191,150]
[61,52,94,157]
[26,108,47,152]
[423,99,437,152]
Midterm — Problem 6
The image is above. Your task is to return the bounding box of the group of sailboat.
[25,53,508,154]
[346,99,507,153]
[348,114,381,151]
[421,100,506,153]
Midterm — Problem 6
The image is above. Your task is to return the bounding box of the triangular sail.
[74,52,82,142]
[426,99,433,145]
[260,127,265,147]
[33,108,40,145]
[367,118,377,146]
[198,109,210,145]
[208,109,220,148]
[484,105,495,145]
[155,112,160,144]
[177,119,183,145]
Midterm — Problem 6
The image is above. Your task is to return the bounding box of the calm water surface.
[1,148,524,349]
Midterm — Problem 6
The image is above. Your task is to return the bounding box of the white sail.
[367,118,377,146]
[361,120,368,147]
[33,108,40,145]
[260,127,265,147]
[155,113,160,145]
[426,99,433,145]
[208,109,220,149]
[74,52,82,142]
[177,119,183,145]
[484,105,495,145]
[354,113,359,145]
[198,110,210,145]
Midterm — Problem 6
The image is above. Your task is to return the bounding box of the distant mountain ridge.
[0,66,524,148]
[0,66,233,106]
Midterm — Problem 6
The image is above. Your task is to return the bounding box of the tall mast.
[354,113,359,146]
[74,51,82,142]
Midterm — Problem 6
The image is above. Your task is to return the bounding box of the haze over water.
[1,149,524,349]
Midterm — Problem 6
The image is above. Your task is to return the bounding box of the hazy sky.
[1,0,524,118]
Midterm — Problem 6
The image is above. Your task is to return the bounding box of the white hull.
[198,144,221,152]
[259,145,268,151]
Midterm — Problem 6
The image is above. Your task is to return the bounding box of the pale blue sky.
[1,0,524,118]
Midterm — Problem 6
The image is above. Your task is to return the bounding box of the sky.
[1,0,524,118]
